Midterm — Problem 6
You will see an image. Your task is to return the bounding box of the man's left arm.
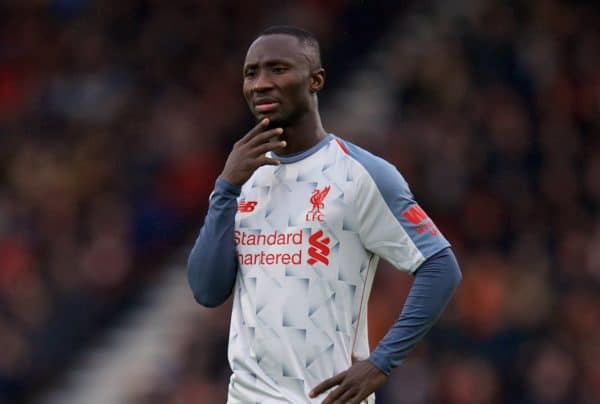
[310,248,461,403]
[369,247,461,373]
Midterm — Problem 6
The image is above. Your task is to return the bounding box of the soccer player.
[187,26,461,404]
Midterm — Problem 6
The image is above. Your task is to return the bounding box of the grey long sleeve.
[187,177,240,307]
[368,247,462,375]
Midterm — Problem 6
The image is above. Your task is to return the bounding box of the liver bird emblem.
[310,185,331,213]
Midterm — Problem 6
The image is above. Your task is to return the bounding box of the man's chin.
[256,113,286,128]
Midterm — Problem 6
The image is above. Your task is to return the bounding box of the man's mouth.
[254,99,280,113]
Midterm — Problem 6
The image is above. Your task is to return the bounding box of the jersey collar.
[271,133,334,164]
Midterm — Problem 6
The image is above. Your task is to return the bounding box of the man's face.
[243,34,315,127]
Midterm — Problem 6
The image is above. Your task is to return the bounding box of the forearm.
[369,247,461,375]
[187,177,240,307]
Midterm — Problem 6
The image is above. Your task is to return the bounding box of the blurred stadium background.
[0,0,598,403]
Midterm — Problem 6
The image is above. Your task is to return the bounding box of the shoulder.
[334,136,412,199]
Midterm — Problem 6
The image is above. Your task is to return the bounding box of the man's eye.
[244,70,256,78]
[273,66,287,73]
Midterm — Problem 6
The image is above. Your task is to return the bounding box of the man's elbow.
[187,270,232,308]
[453,266,462,289]
[186,266,228,308]
[186,243,239,307]
[191,290,228,308]
[449,252,462,290]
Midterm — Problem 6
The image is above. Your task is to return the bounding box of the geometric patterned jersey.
[227,134,449,403]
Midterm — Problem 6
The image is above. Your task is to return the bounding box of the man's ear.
[310,68,325,93]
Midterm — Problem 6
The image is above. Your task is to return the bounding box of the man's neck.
[277,113,327,156]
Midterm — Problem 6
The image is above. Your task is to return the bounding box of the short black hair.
[258,25,322,68]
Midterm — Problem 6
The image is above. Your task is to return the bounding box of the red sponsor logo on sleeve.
[401,205,439,236]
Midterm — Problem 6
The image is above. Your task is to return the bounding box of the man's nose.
[252,72,273,92]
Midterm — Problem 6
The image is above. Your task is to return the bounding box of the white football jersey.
[227,134,449,403]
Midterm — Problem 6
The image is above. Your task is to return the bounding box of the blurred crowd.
[0,0,598,403]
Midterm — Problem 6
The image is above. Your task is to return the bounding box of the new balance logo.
[238,201,258,213]
[401,205,439,236]
[307,229,330,265]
